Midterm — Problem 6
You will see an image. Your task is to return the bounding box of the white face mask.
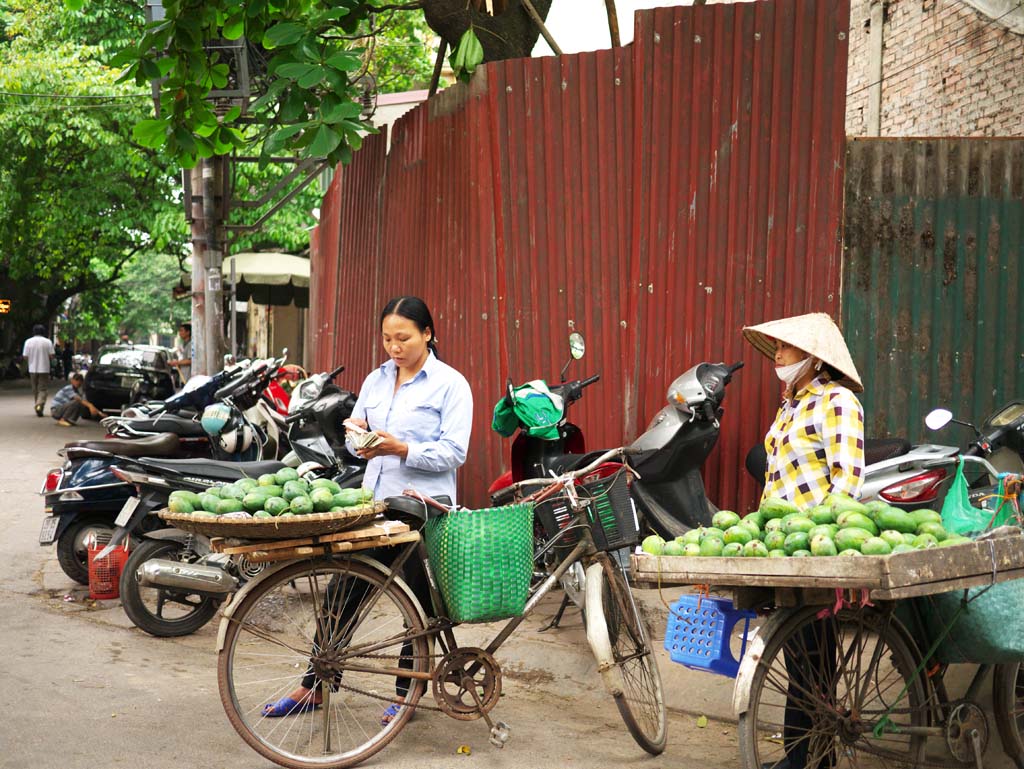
[775,357,815,388]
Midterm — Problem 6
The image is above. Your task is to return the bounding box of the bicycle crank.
[432,647,502,722]
[945,700,989,765]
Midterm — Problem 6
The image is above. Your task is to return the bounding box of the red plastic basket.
[86,536,129,600]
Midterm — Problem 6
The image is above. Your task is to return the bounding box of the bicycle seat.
[65,432,182,459]
[864,438,911,465]
[137,457,287,481]
[385,495,453,526]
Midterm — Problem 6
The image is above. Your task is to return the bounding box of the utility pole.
[188,157,226,376]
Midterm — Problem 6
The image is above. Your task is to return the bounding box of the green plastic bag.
[941,461,996,536]
[491,380,564,440]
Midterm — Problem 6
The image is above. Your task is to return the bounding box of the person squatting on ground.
[260,296,473,725]
[23,325,55,417]
[743,312,866,769]
[50,373,105,426]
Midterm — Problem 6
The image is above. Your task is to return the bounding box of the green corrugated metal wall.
[843,138,1024,443]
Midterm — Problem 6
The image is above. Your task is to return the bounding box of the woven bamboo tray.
[158,501,385,539]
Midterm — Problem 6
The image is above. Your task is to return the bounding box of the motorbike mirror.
[925,408,953,431]
[569,332,586,360]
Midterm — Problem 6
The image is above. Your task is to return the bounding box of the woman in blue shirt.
[262,296,473,721]
[346,295,473,503]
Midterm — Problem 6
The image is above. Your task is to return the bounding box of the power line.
[847,1,1023,98]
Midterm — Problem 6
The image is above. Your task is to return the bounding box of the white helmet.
[216,423,254,455]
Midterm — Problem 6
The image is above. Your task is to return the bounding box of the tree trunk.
[422,0,554,62]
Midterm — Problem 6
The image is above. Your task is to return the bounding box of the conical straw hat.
[742,313,863,392]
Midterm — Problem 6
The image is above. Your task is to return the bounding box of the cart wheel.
[737,606,927,769]
[992,663,1024,769]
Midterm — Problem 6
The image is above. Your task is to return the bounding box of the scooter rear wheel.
[119,538,221,637]
[56,516,115,585]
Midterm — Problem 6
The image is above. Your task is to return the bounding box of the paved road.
[0,379,739,769]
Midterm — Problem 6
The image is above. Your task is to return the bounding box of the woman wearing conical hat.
[744,312,866,511]
[742,312,866,769]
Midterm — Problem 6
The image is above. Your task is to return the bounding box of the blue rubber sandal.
[381,702,403,727]
[262,696,321,718]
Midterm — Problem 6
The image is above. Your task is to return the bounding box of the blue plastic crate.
[664,594,756,678]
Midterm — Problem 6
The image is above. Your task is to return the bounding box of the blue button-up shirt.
[350,353,473,504]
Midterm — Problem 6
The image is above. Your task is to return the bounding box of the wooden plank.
[214,520,409,555]
[870,567,1024,600]
[242,531,421,564]
[631,534,1024,597]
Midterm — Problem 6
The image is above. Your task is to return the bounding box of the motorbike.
[489,333,742,541]
[98,364,364,637]
[744,402,1024,513]
[39,358,291,584]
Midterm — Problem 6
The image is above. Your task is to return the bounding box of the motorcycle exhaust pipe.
[136,559,239,595]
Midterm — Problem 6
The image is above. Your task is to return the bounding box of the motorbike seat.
[65,432,182,459]
[545,451,611,476]
[117,415,207,438]
[744,437,913,483]
[864,438,911,465]
[137,457,287,481]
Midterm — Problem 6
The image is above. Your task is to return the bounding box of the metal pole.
[229,257,237,360]
[201,158,226,373]
[189,165,208,376]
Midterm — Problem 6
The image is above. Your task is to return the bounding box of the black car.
[84,344,176,412]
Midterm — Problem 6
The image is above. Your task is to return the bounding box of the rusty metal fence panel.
[311,0,851,511]
[843,138,1024,444]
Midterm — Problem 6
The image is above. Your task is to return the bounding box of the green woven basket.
[424,503,534,624]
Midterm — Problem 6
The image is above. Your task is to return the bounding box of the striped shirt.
[761,376,866,509]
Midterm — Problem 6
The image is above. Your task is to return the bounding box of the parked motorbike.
[39,358,290,584]
[100,364,364,637]
[744,402,1024,512]
[489,333,741,541]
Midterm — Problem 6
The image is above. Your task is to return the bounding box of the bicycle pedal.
[489,721,511,748]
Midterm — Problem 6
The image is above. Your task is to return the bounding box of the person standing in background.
[22,325,55,417]
[169,322,193,386]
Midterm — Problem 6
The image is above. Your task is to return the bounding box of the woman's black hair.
[380,296,439,358]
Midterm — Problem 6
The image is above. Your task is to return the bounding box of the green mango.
[784,531,811,556]
[834,527,873,552]
[263,497,289,516]
[274,467,299,485]
[876,508,917,534]
[860,537,892,556]
[310,478,342,495]
[216,498,244,515]
[838,512,879,536]
[760,496,800,520]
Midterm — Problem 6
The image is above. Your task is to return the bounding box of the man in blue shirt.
[51,373,105,426]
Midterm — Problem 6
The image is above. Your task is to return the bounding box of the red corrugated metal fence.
[311,0,851,511]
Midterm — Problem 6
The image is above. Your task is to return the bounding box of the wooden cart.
[631,530,1024,769]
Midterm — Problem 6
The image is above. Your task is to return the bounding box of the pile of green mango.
[641,493,973,558]
[166,466,374,519]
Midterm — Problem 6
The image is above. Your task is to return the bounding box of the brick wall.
[845,0,1024,136]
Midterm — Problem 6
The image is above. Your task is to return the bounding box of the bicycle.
[214,447,667,769]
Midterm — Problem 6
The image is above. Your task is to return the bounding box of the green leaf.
[64,0,84,9]
[223,15,245,41]
[320,99,362,124]
[297,66,325,89]
[156,57,176,77]
[132,119,169,148]
[276,62,321,83]
[305,124,342,158]
[263,22,307,48]
[325,51,362,73]
[264,123,308,155]
[222,106,242,123]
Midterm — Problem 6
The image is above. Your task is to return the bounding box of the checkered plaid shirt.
[761,376,866,510]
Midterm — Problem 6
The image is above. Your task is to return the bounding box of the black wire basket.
[534,470,638,556]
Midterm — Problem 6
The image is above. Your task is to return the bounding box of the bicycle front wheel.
[218,558,430,769]
[597,556,667,755]
[993,662,1024,768]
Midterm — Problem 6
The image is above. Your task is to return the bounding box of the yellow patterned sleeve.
[821,388,866,499]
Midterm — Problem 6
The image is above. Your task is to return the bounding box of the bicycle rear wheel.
[218,558,430,769]
[737,606,927,769]
[597,556,667,755]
